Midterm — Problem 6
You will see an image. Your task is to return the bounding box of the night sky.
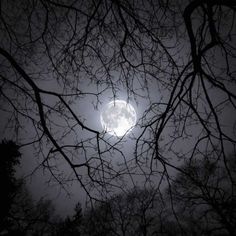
[0,0,236,234]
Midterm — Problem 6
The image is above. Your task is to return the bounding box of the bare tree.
[0,140,58,235]
[55,202,83,236]
[0,0,235,225]
[81,187,165,236]
[170,154,236,235]
[77,156,236,236]
[8,184,58,236]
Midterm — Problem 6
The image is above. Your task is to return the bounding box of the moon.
[100,100,137,137]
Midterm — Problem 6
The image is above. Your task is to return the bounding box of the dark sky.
[0,0,236,218]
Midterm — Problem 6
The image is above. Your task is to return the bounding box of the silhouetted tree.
[80,187,167,236]
[0,140,58,235]
[83,201,115,236]
[170,154,236,235]
[53,151,236,235]
[55,202,83,236]
[8,186,58,236]
[0,0,235,227]
[0,140,21,233]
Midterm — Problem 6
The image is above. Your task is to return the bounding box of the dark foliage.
[0,140,21,231]
[0,140,58,236]
[0,0,236,234]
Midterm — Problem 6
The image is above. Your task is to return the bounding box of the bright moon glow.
[100,100,137,137]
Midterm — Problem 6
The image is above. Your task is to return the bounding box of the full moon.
[100,100,137,137]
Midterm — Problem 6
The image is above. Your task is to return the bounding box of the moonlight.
[100,100,137,137]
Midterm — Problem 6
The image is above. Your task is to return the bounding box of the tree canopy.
[0,140,59,235]
[0,0,236,229]
[0,140,21,231]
